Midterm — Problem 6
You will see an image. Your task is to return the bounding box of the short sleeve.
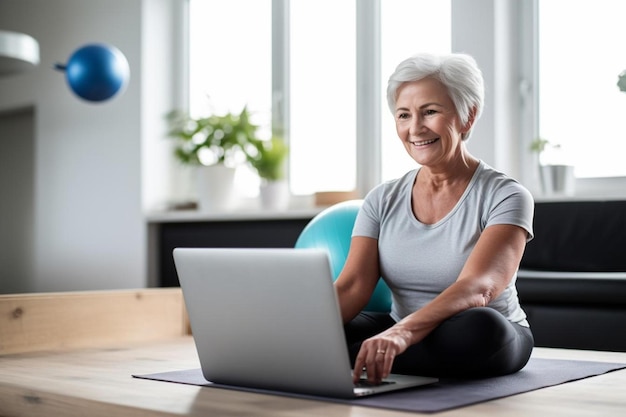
[352,186,383,239]
[486,182,535,242]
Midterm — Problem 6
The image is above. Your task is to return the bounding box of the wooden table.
[2,290,626,416]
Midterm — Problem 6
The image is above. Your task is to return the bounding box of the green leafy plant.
[167,105,289,183]
[166,106,259,167]
[529,137,552,154]
[247,136,289,181]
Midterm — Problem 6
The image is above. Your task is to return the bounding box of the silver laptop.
[173,247,437,398]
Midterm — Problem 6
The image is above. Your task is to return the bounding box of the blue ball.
[63,44,130,102]
[295,200,391,313]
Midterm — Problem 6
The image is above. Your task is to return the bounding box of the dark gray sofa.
[517,200,626,352]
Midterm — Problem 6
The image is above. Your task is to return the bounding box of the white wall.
[0,0,179,293]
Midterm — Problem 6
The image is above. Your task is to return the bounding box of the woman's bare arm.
[334,236,382,323]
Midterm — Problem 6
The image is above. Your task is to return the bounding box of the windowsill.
[533,176,626,202]
[146,176,626,222]
[145,192,365,223]
[145,206,324,223]
[145,194,327,223]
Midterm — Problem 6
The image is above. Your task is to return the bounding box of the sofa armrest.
[517,269,626,305]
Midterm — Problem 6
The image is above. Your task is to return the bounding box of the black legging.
[344,307,534,378]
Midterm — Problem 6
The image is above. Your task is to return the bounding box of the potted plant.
[247,135,290,209]
[166,106,259,211]
[530,137,575,196]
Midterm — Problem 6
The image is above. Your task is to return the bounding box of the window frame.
[182,0,626,205]
[518,0,626,199]
[271,0,381,196]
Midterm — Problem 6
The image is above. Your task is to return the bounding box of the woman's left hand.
[352,324,413,384]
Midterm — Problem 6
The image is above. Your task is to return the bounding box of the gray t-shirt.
[353,161,534,326]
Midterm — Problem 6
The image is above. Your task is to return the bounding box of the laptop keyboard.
[354,378,396,388]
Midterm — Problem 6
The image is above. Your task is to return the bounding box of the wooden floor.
[2,289,626,416]
[1,336,625,417]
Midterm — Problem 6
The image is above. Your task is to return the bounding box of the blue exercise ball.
[295,200,392,313]
[57,44,130,102]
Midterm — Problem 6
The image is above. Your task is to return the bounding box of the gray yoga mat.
[133,357,626,413]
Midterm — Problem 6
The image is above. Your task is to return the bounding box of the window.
[189,0,272,119]
[186,1,626,205]
[189,0,272,197]
[188,0,452,199]
[289,1,357,195]
[380,0,451,181]
[537,0,626,178]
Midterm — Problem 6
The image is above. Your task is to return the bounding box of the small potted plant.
[166,106,259,211]
[247,135,289,209]
[530,137,575,196]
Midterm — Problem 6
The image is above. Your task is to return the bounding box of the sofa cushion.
[520,201,626,272]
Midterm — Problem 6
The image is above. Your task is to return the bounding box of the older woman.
[335,53,534,384]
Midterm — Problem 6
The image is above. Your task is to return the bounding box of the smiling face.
[394,77,469,169]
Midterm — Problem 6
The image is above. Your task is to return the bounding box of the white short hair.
[386,53,485,140]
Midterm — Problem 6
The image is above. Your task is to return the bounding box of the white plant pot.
[259,180,289,210]
[540,164,575,196]
[196,164,237,212]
